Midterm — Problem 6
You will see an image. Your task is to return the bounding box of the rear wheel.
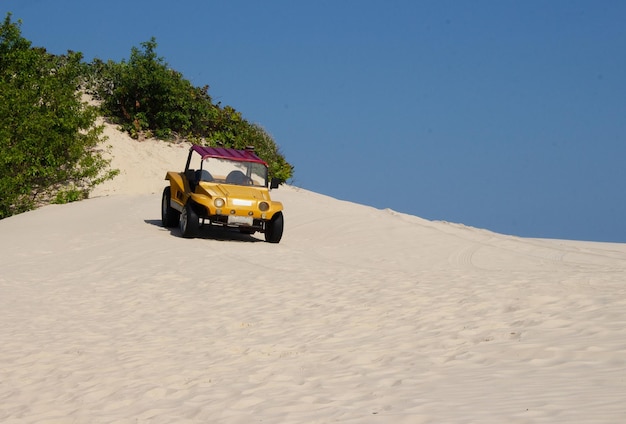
[264,212,283,243]
[179,202,199,238]
[161,187,180,227]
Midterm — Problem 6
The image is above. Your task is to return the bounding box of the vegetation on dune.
[86,37,293,183]
[0,13,293,219]
[0,14,117,219]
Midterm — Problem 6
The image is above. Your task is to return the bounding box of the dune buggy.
[161,145,284,243]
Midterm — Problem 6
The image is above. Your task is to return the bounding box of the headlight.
[259,201,269,212]
[214,198,225,208]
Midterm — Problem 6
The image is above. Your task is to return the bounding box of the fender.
[266,201,284,220]
[165,171,186,210]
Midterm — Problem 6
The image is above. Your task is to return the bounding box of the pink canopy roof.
[191,145,267,165]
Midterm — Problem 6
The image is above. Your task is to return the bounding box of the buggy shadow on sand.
[146,219,264,242]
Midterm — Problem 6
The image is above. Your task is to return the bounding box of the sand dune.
[1,126,626,423]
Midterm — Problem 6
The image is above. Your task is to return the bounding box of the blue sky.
[4,1,626,242]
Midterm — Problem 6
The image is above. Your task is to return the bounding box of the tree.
[93,37,217,139]
[89,38,293,181]
[0,13,117,219]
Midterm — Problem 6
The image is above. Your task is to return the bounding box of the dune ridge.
[1,125,626,423]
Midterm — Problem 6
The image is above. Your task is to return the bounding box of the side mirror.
[270,178,281,189]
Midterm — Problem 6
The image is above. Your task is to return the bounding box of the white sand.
[2,124,626,423]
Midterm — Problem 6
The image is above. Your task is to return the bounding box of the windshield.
[200,157,268,187]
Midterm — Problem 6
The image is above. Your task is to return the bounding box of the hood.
[198,182,270,201]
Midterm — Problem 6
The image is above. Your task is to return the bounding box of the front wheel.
[161,187,180,227]
[264,212,284,243]
[179,202,199,238]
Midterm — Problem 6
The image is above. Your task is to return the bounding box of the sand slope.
[1,126,626,423]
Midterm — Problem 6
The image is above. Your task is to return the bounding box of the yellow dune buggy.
[161,145,284,243]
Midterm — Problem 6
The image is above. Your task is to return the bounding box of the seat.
[226,170,250,185]
[185,169,197,191]
[196,169,213,182]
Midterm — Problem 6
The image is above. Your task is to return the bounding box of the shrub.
[0,13,117,219]
[88,38,293,181]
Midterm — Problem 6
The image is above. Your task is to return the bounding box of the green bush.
[88,38,293,181]
[0,13,117,219]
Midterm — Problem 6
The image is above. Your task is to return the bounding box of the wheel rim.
[162,194,168,218]
[180,208,188,232]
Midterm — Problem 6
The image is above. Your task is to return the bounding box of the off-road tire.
[161,187,180,227]
[264,212,283,243]
[180,202,199,238]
